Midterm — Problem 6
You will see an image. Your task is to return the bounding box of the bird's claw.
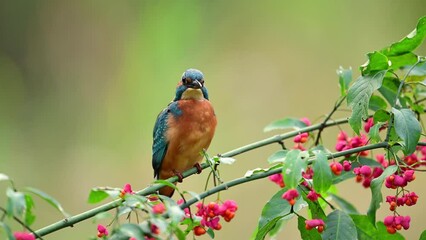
[194,163,203,174]
[173,170,184,183]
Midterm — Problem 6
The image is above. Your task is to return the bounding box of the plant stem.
[314,96,346,145]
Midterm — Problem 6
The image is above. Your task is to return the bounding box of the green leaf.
[406,62,426,82]
[392,108,421,154]
[0,222,14,240]
[25,187,69,217]
[388,52,418,70]
[206,228,215,238]
[330,193,358,214]
[332,168,356,184]
[368,122,385,143]
[369,95,387,111]
[282,150,307,189]
[153,179,178,190]
[359,157,382,168]
[114,223,146,239]
[312,150,332,193]
[88,189,110,204]
[92,211,113,223]
[24,194,36,226]
[378,77,401,106]
[297,216,321,240]
[347,71,386,134]
[360,51,389,75]
[267,218,287,238]
[350,214,377,240]
[301,188,326,220]
[381,16,426,56]
[419,229,426,240]
[367,165,398,224]
[264,118,307,132]
[267,150,288,164]
[252,187,306,240]
[373,109,390,123]
[322,210,357,240]
[6,187,26,217]
[376,222,405,240]
[337,66,352,96]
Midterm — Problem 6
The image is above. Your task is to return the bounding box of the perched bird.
[152,69,217,197]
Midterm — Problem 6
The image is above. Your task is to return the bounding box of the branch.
[34,117,350,237]
[180,141,390,210]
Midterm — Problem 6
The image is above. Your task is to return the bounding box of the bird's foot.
[173,170,184,183]
[194,163,203,174]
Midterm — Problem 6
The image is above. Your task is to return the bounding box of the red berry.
[193,226,206,236]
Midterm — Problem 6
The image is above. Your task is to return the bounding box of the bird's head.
[174,69,209,101]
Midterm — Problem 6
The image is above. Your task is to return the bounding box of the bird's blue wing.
[152,107,169,179]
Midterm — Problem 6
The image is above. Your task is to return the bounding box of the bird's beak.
[188,80,202,89]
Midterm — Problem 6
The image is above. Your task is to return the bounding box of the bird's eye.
[199,79,205,85]
[182,78,192,85]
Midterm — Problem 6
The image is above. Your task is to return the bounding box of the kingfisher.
[152,69,217,197]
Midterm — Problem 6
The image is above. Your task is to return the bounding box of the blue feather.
[152,101,182,178]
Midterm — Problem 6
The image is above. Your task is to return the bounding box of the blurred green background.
[1,1,425,239]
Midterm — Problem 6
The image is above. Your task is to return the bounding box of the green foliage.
[252,187,306,240]
[350,214,377,239]
[264,118,308,132]
[392,108,421,154]
[88,189,113,204]
[111,223,147,240]
[25,187,69,217]
[330,193,358,215]
[367,165,398,223]
[369,95,388,111]
[337,66,353,96]
[282,150,307,189]
[347,71,386,134]
[267,150,288,164]
[376,222,405,240]
[312,150,332,193]
[419,230,426,240]
[0,222,14,240]
[322,210,357,240]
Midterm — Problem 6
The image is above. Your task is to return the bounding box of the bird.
[152,69,217,197]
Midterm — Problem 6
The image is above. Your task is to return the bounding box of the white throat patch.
[181,88,204,100]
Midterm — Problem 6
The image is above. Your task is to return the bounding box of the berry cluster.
[293,117,311,151]
[282,189,299,206]
[305,219,325,233]
[383,215,411,234]
[335,130,368,157]
[97,224,109,238]
[119,183,134,198]
[383,169,418,234]
[192,200,238,236]
[353,165,383,188]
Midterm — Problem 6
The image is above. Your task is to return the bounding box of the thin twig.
[0,206,43,240]
[314,96,346,145]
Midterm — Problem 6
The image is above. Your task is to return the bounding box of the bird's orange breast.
[158,99,217,180]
